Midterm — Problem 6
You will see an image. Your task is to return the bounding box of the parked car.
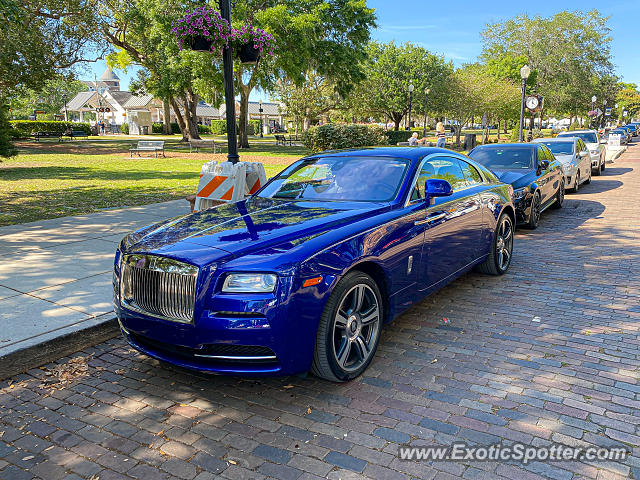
[557,130,606,175]
[608,128,630,145]
[532,137,591,192]
[624,124,638,136]
[468,143,564,229]
[113,147,515,381]
[619,125,635,140]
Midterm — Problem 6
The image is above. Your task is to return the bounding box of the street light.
[601,99,607,128]
[591,95,597,128]
[423,87,430,137]
[219,0,239,163]
[519,65,531,142]
[259,100,264,138]
[407,84,414,130]
[62,95,68,122]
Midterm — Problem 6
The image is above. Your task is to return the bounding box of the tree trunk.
[391,113,403,131]
[186,89,200,140]
[170,97,189,142]
[497,119,501,141]
[455,125,462,147]
[162,99,171,135]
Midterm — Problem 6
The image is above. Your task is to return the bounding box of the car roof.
[558,130,597,134]
[472,143,537,150]
[305,146,452,162]
[532,137,576,143]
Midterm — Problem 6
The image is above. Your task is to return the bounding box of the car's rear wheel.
[477,212,513,275]
[593,163,601,176]
[601,156,605,171]
[553,180,564,208]
[526,192,541,229]
[585,169,592,184]
[312,271,382,382]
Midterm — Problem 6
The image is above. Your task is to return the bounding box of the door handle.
[415,212,446,225]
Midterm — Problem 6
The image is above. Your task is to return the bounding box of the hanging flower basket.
[231,24,276,65]
[238,43,260,64]
[171,6,231,54]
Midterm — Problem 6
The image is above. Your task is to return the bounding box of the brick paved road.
[1,143,639,480]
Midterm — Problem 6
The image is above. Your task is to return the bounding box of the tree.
[0,0,102,95]
[616,83,640,120]
[444,65,520,146]
[223,0,376,148]
[8,76,87,119]
[273,71,339,132]
[102,0,218,140]
[0,105,17,159]
[481,10,615,119]
[344,41,453,130]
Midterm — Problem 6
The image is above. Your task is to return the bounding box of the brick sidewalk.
[1,144,639,480]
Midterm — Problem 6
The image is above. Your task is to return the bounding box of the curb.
[0,317,120,381]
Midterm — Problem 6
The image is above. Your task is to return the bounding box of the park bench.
[445,131,454,143]
[189,139,220,153]
[129,140,165,158]
[33,131,63,142]
[64,130,89,140]
[275,134,293,146]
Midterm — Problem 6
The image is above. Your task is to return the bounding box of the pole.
[219,0,239,163]
[259,102,263,138]
[408,90,413,131]
[423,94,428,138]
[518,77,526,142]
[63,96,68,122]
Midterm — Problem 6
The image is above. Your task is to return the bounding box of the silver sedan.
[532,137,592,192]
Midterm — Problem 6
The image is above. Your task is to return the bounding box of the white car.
[532,137,591,191]
[557,130,606,176]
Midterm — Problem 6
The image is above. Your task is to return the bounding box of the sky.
[87,0,639,98]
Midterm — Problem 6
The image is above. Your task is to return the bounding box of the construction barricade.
[193,161,268,211]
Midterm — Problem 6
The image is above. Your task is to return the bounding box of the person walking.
[436,122,446,148]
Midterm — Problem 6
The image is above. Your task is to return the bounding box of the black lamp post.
[591,95,597,128]
[518,65,531,142]
[407,84,414,130]
[601,99,607,128]
[219,0,239,163]
[259,100,264,138]
[422,87,430,137]
[63,95,68,122]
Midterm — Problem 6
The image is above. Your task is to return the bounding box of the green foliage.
[210,120,227,135]
[385,130,415,145]
[120,123,129,134]
[152,123,181,134]
[273,71,338,128]
[344,41,453,129]
[197,124,210,134]
[0,105,17,158]
[302,124,386,152]
[9,120,91,137]
[8,76,87,119]
[1,0,100,93]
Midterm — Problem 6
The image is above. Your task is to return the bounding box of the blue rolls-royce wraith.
[113,147,515,381]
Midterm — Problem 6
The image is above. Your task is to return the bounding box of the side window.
[544,146,554,161]
[578,139,586,152]
[410,156,467,201]
[459,160,483,186]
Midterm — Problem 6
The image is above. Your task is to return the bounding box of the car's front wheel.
[312,271,383,382]
[477,212,514,275]
[573,172,580,193]
[526,192,541,229]
[553,180,564,208]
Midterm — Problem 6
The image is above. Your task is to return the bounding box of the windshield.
[540,142,574,155]
[560,132,597,144]
[468,147,535,170]
[258,156,409,202]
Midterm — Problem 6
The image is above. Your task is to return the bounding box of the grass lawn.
[0,136,309,226]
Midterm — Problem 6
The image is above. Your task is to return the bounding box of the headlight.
[565,163,577,173]
[513,187,529,201]
[222,273,278,293]
[589,150,598,155]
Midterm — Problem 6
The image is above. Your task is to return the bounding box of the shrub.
[302,124,386,152]
[0,106,17,158]
[385,129,414,145]
[198,124,210,134]
[120,123,129,134]
[10,120,91,138]
[210,120,226,135]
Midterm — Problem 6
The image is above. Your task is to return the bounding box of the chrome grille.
[120,254,198,323]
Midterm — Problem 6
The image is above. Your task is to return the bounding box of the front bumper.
[514,195,533,225]
[114,265,335,376]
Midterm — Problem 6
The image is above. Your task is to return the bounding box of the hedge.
[152,122,181,134]
[10,120,92,138]
[302,124,387,152]
[210,119,261,135]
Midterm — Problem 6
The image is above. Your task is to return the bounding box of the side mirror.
[539,159,550,170]
[579,150,589,158]
[425,179,453,200]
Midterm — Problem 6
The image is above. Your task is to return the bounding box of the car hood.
[554,154,575,165]
[585,143,599,150]
[123,197,389,264]
[491,169,537,190]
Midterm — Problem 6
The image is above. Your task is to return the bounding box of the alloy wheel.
[495,215,514,272]
[332,284,380,372]
[530,194,541,227]
[574,172,579,192]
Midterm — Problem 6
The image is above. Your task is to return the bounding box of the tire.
[601,156,605,171]
[593,163,601,176]
[572,172,580,193]
[477,212,514,275]
[584,169,591,184]
[311,271,383,382]
[526,191,541,229]
[553,179,564,209]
